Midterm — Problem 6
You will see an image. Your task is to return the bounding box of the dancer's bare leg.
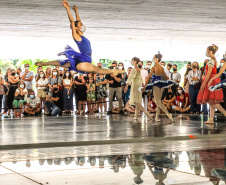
[134,106,139,120]
[205,105,215,124]
[35,61,124,75]
[212,104,226,116]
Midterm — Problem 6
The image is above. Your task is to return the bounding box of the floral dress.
[87,83,96,101]
[96,75,107,100]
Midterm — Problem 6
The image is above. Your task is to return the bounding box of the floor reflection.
[1,149,226,184]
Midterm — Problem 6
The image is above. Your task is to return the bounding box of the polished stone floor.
[1,113,226,184]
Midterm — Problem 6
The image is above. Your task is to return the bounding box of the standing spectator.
[86,77,96,114]
[0,73,4,115]
[172,86,190,113]
[16,68,22,76]
[160,61,166,67]
[145,61,152,74]
[3,68,11,114]
[187,62,202,114]
[62,70,73,114]
[138,60,149,108]
[170,64,181,94]
[45,84,63,116]
[36,71,49,112]
[96,74,109,113]
[118,62,127,106]
[166,63,173,78]
[217,59,226,110]
[20,63,34,93]
[59,67,64,78]
[35,66,43,79]
[12,81,27,116]
[45,67,52,79]
[48,68,62,96]
[7,69,20,113]
[24,91,41,115]
[106,63,123,115]
[124,67,132,103]
[74,74,87,115]
[184,63,192,94]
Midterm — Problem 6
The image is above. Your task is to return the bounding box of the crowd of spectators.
[0,59,226,117]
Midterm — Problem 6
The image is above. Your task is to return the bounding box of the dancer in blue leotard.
[140,54,175,122]
[35,0,124,76]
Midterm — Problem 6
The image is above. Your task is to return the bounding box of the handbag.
[195,82,201,89]
[0,85,5,95]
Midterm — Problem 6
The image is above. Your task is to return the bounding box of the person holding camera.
[106,62,123,115]
[45,83,63,116]
[36,70,49,113]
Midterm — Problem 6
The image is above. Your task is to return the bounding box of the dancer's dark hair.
[154,54,162,62]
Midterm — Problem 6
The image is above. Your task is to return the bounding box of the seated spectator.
[172,87,190,113]
[62,70,73,114]
[13,81,27,116]
[36,71,49,113]
[147,96,157,113]
[86,77,96,114]
[24,91,41,115]
[123,100,135,114]
[48,68,62,96]
[162,87,176,111]
[45,84,63,116]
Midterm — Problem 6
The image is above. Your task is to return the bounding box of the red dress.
[197,60,223,105]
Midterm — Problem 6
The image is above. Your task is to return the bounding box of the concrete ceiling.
[1,0,226,59]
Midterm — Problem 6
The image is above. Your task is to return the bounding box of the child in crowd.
[86,77,96,114]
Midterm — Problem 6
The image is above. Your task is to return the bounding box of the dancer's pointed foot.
[111,69,125,76]
[167,113,174,122]
[155,117,161,122]
[35,61,44,66]
[134,116,138,120]
[204,118,214,124]
[146,112,153,120]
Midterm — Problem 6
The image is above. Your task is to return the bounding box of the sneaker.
[107,111,113,115]
[119,110,124,115]
[94,110,99,113]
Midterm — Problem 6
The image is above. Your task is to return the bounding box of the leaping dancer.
[35,0,124,76]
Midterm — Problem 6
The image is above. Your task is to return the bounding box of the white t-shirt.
[26,97,41,108]
[15,88,28,100]
[170,72,181,84]
[20,71,34,89]
[141,69,148,84]
[36,78,49,89]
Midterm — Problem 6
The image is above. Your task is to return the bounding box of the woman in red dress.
[197,45,226,124]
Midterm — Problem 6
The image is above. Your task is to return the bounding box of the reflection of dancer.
[140,54,174,122]
[197,45,226,124]
[126,57,152,120]
[35,0,124,76]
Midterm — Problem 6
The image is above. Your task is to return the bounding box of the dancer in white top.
[126,57,152,120]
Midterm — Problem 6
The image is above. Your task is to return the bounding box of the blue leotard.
[74,36,92,56]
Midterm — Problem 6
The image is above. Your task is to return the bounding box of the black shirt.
[52,90,63,111]
[105,74,122,88]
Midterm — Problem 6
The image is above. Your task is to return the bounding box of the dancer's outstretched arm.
[62,0,81,41]
[208,62,226,86]
[72,5,84,36]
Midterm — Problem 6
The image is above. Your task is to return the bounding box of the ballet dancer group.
[35,0,226,124]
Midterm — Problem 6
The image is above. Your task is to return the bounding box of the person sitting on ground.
[123,99,135,114]
[12,81,27,116]
[172,86,190,113]
[162,87,176,111]
[148,96,157,113]
[45,83,63,116]
[24,91,41,116]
